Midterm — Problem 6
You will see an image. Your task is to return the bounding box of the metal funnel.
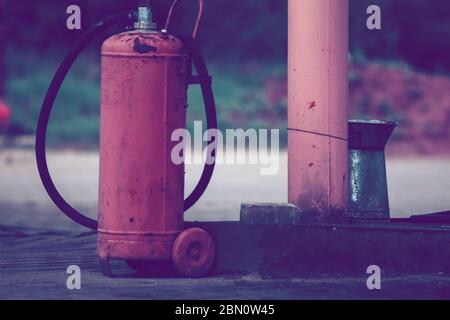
[348,120,398,223]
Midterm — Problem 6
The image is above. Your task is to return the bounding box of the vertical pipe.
[288,0,349,222]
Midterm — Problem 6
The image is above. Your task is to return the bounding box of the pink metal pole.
[288,0,349,221]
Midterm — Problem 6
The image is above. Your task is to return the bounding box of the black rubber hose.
[178,35,218,211]
[36,11,135,230]
[36,15,217,230]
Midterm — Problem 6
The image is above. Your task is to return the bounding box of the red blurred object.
[0,99,11,126]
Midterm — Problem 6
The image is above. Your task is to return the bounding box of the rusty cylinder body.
[97,31,188,261]
[288,0,349,221]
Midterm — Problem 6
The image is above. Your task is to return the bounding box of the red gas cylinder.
[98,30,188,262]
[97,3,216,278]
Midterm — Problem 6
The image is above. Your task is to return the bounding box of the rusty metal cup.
[348,120,397,223]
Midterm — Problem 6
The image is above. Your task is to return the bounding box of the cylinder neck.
[133,5,156,31]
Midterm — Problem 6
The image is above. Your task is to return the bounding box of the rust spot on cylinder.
[133,38,157,54]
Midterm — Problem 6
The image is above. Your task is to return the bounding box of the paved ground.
[1,148,450,231]
[1,226,449,300]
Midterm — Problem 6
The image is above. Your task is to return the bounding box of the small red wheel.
[172,228,216,278]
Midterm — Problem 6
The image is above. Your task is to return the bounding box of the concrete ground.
[1,226,450,300]
[1,148,450,231]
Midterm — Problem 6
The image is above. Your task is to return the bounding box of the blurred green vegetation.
[3,0,450,145]
[6,51,287,145]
